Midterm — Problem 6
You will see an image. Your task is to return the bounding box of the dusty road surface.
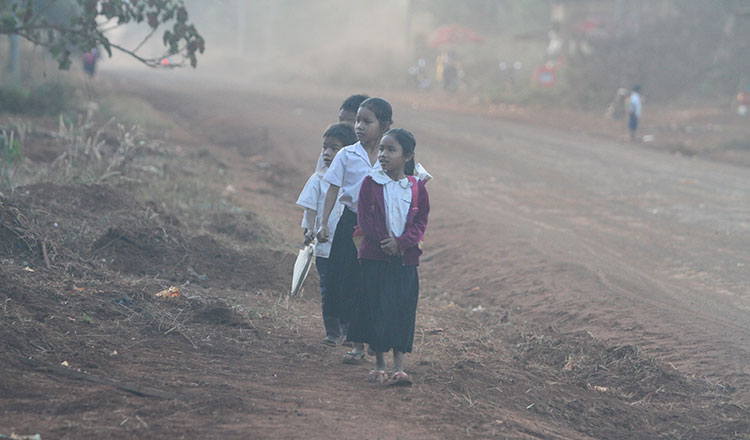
[124,71,750,382]
[3,70,749,439]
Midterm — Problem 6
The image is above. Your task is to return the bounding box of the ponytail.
[404,158,416,176]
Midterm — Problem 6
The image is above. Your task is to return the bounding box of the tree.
[0,0,205,69]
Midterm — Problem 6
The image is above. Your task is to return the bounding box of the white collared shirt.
[323,141,381,213]
[630,92,642,117]
[369,169,413,238]
[296,168,344,258]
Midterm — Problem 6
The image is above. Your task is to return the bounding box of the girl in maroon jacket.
[349,128,430,385]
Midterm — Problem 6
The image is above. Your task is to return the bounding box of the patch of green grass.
[0,126,27,190]
[98,95,175,132]
[0,81,77,116]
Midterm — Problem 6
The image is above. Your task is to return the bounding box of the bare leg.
[375,352,386,371]
[392,350,405,373]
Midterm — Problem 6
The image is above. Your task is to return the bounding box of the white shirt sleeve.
[296,173,320,211]
[323,148,347,188]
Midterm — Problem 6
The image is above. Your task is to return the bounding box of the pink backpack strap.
[406,175,424,250]
[407,175,419,215]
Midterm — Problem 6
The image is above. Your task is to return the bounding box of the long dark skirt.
[322,207,360,324]
[348,259,419,353]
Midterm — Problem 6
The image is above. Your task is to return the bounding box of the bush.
[0,86,31,113]
[0,81,77,115]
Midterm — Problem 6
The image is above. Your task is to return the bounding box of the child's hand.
[303,228,315,245]
[380,238,400,256]
[317,225,330,243]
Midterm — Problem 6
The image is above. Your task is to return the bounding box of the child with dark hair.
[338,94,370,127]
[314,94,370,173]
[318,97,393,364]
[296,123,357,346]
[349,128,429,385]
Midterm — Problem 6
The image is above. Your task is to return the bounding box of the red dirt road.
[4,70,749,439]
[127,68,750,421]
[128,71,750,387]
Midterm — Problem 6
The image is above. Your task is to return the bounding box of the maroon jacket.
[356,175,430,266]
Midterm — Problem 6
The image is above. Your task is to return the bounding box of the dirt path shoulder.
[1,73,748,439]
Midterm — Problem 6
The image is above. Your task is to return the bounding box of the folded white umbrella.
[290,243,315,296]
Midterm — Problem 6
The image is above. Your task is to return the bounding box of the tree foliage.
[0,0,205,69]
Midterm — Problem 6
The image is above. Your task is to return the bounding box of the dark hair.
[359,97,393,129]
[340,94,369,114]
[323,123,357,147]
[384,128,416,175]
[633,84,641,92]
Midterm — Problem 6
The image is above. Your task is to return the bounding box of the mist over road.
[117,69,750,393]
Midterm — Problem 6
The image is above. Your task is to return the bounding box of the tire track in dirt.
[107,70,750,436]
[119,70,750,387]
[393,106,750,396]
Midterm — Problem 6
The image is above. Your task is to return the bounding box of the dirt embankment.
[1,82,749,439]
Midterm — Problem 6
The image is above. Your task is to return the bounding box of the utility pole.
[7,35,21,83]
[263,0,276,62]
[614,0,624,38]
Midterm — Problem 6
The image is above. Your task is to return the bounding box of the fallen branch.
[42,240,51,269]
[21,358,183,401]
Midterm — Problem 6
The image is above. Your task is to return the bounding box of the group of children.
[295,94,430,385]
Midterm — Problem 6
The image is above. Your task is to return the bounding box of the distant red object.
[160,57,171,66]
[427,24,485,48]
[533,64,557,88]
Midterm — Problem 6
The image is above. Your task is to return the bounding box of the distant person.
[315,94,370,172]
[317,97,393,365]
[348,128,429,386]
[606,88,628,120]
[440,53,458,91]
[296,123,357,346]
[628,85,642,142]
[82,48,99,77]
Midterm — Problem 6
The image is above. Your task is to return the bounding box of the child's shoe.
[321,335,338,347]
[339,333,353,347]
[342,350,366,365]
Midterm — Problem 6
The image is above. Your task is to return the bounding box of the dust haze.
[109,0,420,88]
[100,1,750,110]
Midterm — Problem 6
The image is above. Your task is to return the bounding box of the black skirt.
[348,258,419,353]
[323,207,361,323]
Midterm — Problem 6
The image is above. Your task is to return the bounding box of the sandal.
[321,336,337,347]
[389,371,412,387]
[340,336,353,347]
[366,370,387,383]
[342,351,366,365]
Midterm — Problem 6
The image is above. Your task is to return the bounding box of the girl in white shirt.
[318,97,392,364]
[349,128,430,386]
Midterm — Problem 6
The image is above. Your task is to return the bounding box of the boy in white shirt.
[628,84,642,142]
[296,123,357,346]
